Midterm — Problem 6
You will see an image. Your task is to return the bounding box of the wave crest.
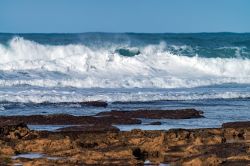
[0,37,250,88]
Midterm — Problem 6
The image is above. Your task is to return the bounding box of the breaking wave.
[0,37,250,89]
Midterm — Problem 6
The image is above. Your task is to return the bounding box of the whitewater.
[0,33,249,129]
[0,37,250,90]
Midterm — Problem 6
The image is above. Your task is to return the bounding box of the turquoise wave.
[0,33,250,58]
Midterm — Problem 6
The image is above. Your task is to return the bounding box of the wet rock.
[222,121,250,128]
[0,118,249,165]
[0,108,203,127]
[8,125,249,165]
[148,121,162,125]
[57,125,120,132]
[0,114,141,126]
[81,101,108,107]
[0,123,30,139]
[96,108,204,119]
[40,100,108,108]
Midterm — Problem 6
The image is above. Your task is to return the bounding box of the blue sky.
[0,0,249,33]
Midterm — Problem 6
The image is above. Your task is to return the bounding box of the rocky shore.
[0,108,249,165]
[0,108,203,132]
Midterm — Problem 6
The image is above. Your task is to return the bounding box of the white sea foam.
[0,37,250,89]
[0,88,249,103]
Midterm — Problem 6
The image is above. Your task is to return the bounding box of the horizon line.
[0,31,250,34]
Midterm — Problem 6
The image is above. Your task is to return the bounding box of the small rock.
[149,122,162,125]
[81,101,108,107]
[0,123,30,139]
[222,121,250,128]
[58,125,120,132]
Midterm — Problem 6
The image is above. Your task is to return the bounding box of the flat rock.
[81,101,108,107]
[40,100,108,107]
[96,108,204,119]
[0,114,141,126]
[0,109,203,127]
[148,121,162,125]
[222,121,250,128]
[57,125,120,132]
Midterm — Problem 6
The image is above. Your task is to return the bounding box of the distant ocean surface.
[0,33,249,130]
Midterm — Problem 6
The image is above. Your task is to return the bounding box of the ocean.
[0,33,249,130]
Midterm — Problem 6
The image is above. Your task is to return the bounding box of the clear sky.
[0,0,249,33]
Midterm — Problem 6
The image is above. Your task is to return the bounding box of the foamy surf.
[0,37,250,89]
[0,85,249,103]
[0,33,249,129]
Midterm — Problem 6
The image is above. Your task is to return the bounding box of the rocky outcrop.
[0,114,141,126]
[148,121,162,125]
[0,123,30,139]
[81,101,108,107]
[0,121,249,165]
[0,109,203,132]
[96,108,204,119]
[58,124,120,132]
[222,121,250,128]
[40,100,108,107]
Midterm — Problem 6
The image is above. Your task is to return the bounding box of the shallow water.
[12,153,59,160]
[28,125,75,131]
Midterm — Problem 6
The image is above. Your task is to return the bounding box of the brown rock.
[0,114,141,126]
[57,125,120,132]
[181,155,223,166]
[0,123,30,139]
[81,101,108,107]
[148,121,162,125]
[0,108,203,128]
[96,108,204,119]
[0,119,249,165]
[42,100,108,108]
[222,121,250,128]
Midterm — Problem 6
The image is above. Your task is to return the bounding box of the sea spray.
[0,37,250,89]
